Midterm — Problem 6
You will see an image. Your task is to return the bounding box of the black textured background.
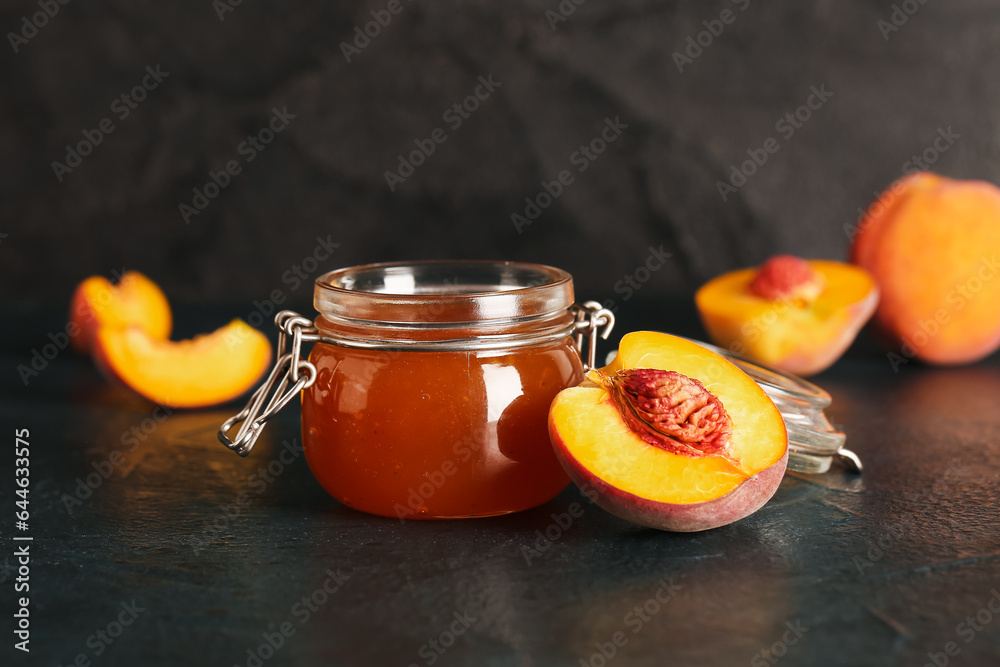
[2,0,995,305]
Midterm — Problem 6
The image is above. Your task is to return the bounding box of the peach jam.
[299,261,587,519]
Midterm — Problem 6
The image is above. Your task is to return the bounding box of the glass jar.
[219,261,614,520]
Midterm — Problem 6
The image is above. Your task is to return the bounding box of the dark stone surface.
[3,0,999,305]
[2,301,999,666]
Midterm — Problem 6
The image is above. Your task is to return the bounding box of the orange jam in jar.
[300,261,587,519]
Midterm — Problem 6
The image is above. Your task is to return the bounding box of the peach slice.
[695,257,879,376]
[549,331,788,532]
[69,271,172,353]
[93,320,271,408]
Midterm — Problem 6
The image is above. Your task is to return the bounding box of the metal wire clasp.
[218,311,318,456]
[572,301,616,370]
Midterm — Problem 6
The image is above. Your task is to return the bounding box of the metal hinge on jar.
[218,312,320,456]
[219,303,615,457]
[571,301,616,370]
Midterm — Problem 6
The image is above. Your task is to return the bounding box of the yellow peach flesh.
[94,320,271,408]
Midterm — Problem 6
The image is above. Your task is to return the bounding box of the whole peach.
[851,173,1000,365]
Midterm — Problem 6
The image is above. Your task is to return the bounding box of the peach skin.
[851,172,1000,365]
[69,271,171,354]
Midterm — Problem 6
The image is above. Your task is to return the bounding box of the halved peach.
[696,256,879,376]
[69,271,172,353]
[93,320,271,408]
[549,331,788,532]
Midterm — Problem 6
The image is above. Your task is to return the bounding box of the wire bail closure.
[218,303,615,457]
[218,311,318,456]
[572,301,615,370]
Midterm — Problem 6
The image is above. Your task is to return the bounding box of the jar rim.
[314,260,576,326]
